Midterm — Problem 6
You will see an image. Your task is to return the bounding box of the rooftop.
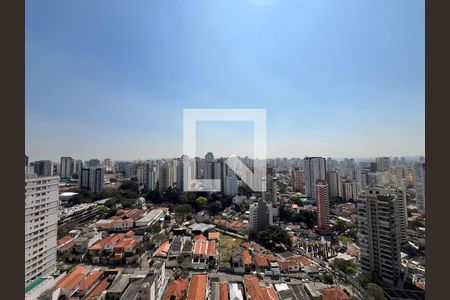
[189,223,216,232]
[208,232,220,240]
[154,241,171,257]
[187,274,208,300]
[56,265,90,291]
[164,278,190,300]
[320,288,350,300]
[219,282,229,300]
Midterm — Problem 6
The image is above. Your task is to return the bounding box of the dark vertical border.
[0,0,24,298]
[426,0,450,299]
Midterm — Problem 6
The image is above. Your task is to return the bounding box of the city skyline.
[25,153,425,163]
[26,0,424,161]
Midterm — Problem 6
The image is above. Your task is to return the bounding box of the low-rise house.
[187,274,208,300]
[54,265,90,298]
[164,278,189,300]
[192,236,218,269]
[265,262,280,277]
[320,288,350,300]
[208,232,220,241]
[278,261,302,273]
[112,219,134,232]
[87,233,140,265]
[231,249,244,274]
[78,270,104,297]
[119,261,166,300]
[253,253,270,273]
[53,265,111,299]
[243,276,278,300]
[82,278,110,300]
[242,249,254,272]
[229,283,244,300]
[219,282,229,300]
[106,274,131,300]
[154,241,171,258]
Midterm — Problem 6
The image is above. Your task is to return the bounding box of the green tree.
[206,201,223,215]
[119,180,139,193]
[366,283,386,300]
[238,185,253,197]
[97,205,110,218]
[146,224,162,234]
[195,196,208,210]
[179,192,196,204]
[321,274,334,284]
[357,272,373,287]
[257,225,292,250]
[173,204,195,217]
[330,258,357,275]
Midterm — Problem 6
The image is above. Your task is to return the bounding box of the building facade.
[303,157,326,199]
[414,162,426,214]
[316,180,329,231]
[60,157,74,179]
[33,160,53,177]
[80,167,104,193]
[25,174,59,286]
[357,186,402,287]
[376,157,391,172]
[292,167,304,193]
[249,198,273,231]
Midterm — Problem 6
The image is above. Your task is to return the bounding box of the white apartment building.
[25,174,59,286]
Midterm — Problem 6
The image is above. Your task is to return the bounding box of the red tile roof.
[88,233,124,251]
[320,288,350,300]
[164,278,189,300]
[59,241,75,251]
[82,278,109,300]
[79,271,103,292]
[113,238,138,252]
[263,286,278,300]
[154,241,171,257]
[193,240,208,255]
[125,230,135,237]
[265,254,278,262]
[287,255,312,266]
[56,265,89,292]
[219,282,229,300]
[243,276,277,300]
[187,274,208,300]
[207,241,217,256]
[208,232,220,240]
[57,236,74,246]
[278,261,300,270]
[254,253,269,267]
[194,234,207,241]
[242,249,252,265]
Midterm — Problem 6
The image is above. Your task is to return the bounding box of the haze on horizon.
[25,0,424,162]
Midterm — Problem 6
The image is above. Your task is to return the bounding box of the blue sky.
[26,0,424,161]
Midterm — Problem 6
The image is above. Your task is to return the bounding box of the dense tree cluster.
[330,258,357,276]
[279,203,317,229]
[252,225,292,251]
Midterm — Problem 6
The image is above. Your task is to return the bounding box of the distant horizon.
[26,153,425,163]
